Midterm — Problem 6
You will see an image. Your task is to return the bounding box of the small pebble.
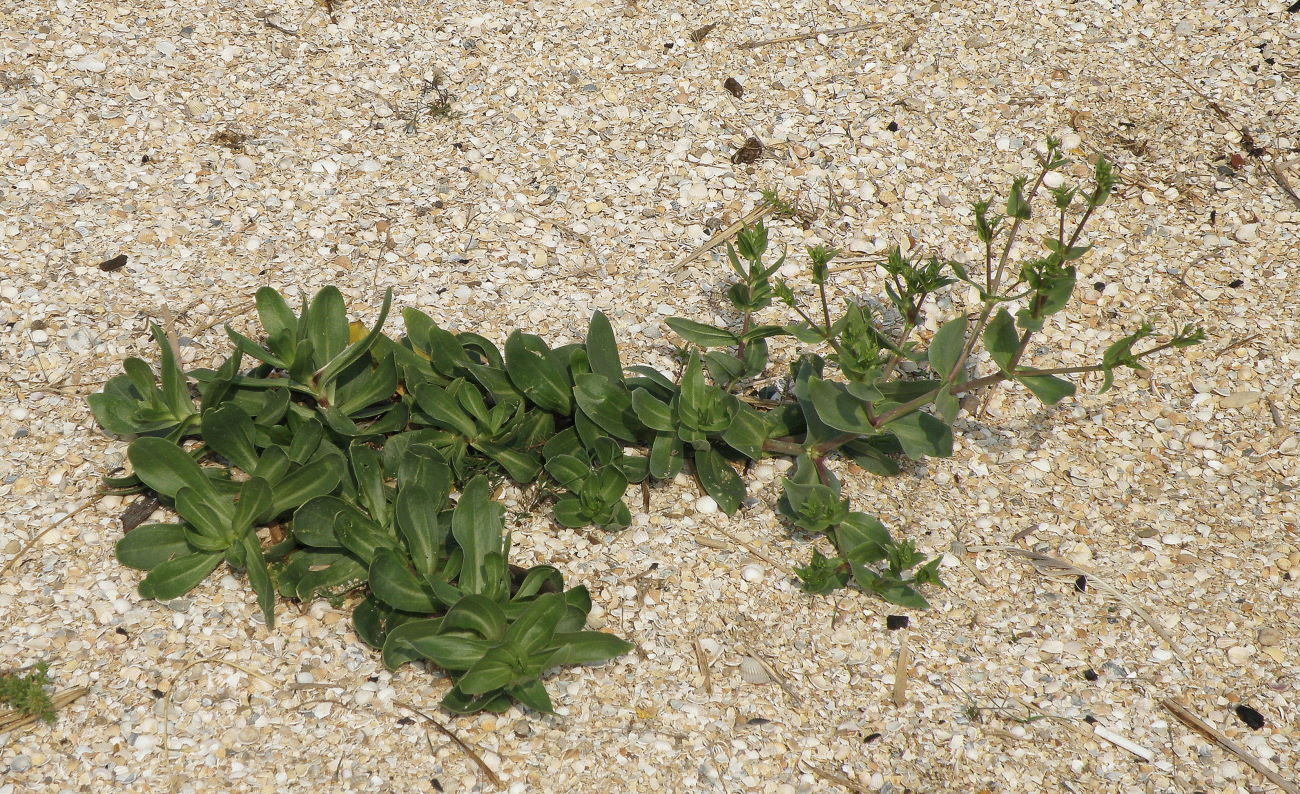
[1226,646,1253,665]
[9,755,31,773]
[694,495,717,515]
[1043,171,1065,188]
[1233,224,1258,243]
[740,564,764,583]
[1256,627,1282,647]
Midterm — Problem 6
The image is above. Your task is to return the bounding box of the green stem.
[817,278,833,335]
[762,340,1180,459]
[736,311,751,362]
[762,438,806,456]
[788,299,848,359]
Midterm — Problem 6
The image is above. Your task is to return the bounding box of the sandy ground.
[2,0,1300,792]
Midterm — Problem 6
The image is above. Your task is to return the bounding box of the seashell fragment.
[738,656,771,684]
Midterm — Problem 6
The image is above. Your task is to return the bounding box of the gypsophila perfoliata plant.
[88,140,1202,715]
[0,663,57,724]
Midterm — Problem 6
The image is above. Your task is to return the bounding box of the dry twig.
[892,627,911,706]
[0,498,97,578]
[396,700,504,791]
[986,546,1187,660]
[0,686,90,733]
[738,23,879,50]
[693,638,713,695]
[1162,697,1300,794]
[671,203,775,270]
[800,760,866,792]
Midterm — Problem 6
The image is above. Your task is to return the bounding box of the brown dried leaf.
[689,23,718,43]
[97,254,128,272]
[731,136,764,164]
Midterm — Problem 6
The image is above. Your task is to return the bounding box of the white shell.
[738,656,771,684]
[740,564,764,583]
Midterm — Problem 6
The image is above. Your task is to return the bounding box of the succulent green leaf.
[664,317,739,348]
[545,631,634,666]
[369,548,439,613]
[116,523,194,571]
[503,593,566,653]
[648,432,684,480]
[137,551,223,601]
[335,353,399,417]
[795,548,850,594]
[152,324,194,418]
[508,680,555,714]
[127,437,218,502]
[834,512,893,566]
[458,647,526,695]
[334,508,398,565]
[235,532,277,627]
[269,453,344,518]
[720,402,767,461]
[174,486,232,542]
[693,447,745,515]
[395,488,448,578]
[883,410,953,459]
[413,382,479,438]
[572,374,642,442]
[703,351,745,386]
[315,288,394,387]
[630,389,674,432]
[983,308,1019,374]
[233,476,275,532]
[383,619,486,670]
[805,376,874,435]
[1017,374,1075,405]
[504,330,573,415]
[305,286,349,366]
[452,476,505,595]
[254,287,297,344]
[291,495,354,548]
[442,593,508,641]
[584,311,623,383]
[927,316,967,382]
[544,454,590,490]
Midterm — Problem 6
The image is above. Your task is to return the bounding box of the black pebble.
[1234,704,1265,730]
[1228,279,1243,288]
[1083,668,1098,681]
[1093,281,1106,291]
[1074,575,1087,593]
[886,615,909,630]
[864,732,882,743]
[886,121,899,132]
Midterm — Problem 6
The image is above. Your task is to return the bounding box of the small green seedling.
[0,663,57,724]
